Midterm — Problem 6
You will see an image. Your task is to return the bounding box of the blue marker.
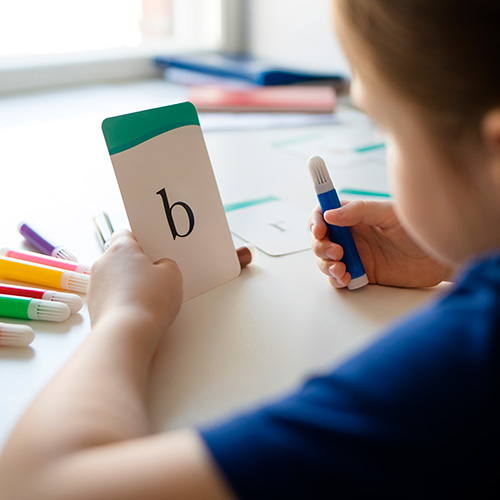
[308,156,368,290]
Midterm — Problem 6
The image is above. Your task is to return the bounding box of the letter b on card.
[102,102,240,300]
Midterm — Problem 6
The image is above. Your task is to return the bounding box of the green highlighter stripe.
[339,188,391,198]
[354,143,385,153]
[224,196,280,212]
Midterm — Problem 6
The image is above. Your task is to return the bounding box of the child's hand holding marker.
[308,156,368,290]
[309,194,454,289]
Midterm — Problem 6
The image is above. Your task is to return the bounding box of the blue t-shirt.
[200,252,500,499]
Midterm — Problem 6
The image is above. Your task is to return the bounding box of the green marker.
[0,295,70,322]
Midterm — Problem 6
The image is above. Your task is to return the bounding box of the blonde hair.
[336,0,500,135]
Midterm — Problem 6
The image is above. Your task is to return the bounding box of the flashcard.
[102,102,240,301]
[226,198,311,256]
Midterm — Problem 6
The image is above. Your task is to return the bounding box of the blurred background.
[0,0,349,94]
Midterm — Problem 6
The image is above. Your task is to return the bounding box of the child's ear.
[481,109,500,189]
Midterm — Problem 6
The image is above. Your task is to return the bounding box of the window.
[0,0,224,59]
[0,1,144,58]
[0,0,228,93]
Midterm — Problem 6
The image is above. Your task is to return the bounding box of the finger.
[328,276,349,289]
[328,261,346,280]
[316,256,334,277]
[328,262,350,288]
[103,230,145,263]
[328,276,345,289]
[308,204,328,240]
[310,235,344,261]
[324,200,395,228]
[91,229,135,272]
[328,272,351,289]
[154,256,179,269]
[108,229,136,247]
[316,255,347,279]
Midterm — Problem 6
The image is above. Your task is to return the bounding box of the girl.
[1,1,499,498]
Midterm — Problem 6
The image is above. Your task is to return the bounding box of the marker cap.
[348,273,369,290]
[0,323,35,347]
[52,246,78,262]
[27,299,71,322]
[236,244,258,269]
[41,290,84,314]
[60,271,90,293]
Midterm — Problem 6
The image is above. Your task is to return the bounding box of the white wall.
[246,0,350,75]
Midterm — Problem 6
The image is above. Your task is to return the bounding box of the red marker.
[0,283,83,314]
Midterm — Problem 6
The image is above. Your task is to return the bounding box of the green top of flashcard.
[102,101,200,155]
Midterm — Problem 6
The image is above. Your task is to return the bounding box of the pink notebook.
[188,85,336,114]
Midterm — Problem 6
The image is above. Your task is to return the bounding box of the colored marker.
[93,211,114,251]
[0,256,89,293]
[308,156,368,290]
[18,221,78,261]
[0,322,35,347]
[0,248,90,274]
[0,284,83,314]
[236,244,258,269]
[0,295,70,322]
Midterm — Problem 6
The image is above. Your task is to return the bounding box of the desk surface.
[0,80,442,449]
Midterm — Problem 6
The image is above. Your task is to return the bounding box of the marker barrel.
[0,248,90,274]
[0,283,45,299]
[0,295,70,321]
[0,294,30,319]
[0,256,89,293]
[317,190,367,283]
[0,284,83,314]
[18,221,77,261]
[308,155,368,290]
[93,212,114,252]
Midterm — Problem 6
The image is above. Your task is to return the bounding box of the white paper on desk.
[102,102,240,301]
[198,113,339,131]
[273,108,386,168]
[226,199,310,256]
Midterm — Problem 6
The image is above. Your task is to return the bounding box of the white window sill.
[0,42,205,95]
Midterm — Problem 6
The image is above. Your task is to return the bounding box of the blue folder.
[154,52,346,86]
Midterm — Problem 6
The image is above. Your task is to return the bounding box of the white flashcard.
[226,199,311,256]
[102,102,240,301]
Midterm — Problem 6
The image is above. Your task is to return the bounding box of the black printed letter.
[156,187,195,240]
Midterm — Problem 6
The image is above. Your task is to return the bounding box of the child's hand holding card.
[102,102,240,301]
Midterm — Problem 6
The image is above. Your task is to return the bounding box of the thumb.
[154,256,180,270]
[324,200,396,228]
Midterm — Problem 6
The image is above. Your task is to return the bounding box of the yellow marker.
[0,256,89,293]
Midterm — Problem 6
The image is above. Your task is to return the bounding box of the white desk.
[0,80,442,449]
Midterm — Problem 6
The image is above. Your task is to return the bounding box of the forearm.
[0,313,161,496]
[0,235,231,500]
[0,313,233,500]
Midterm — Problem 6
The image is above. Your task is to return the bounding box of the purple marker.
[18,221,78,261]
